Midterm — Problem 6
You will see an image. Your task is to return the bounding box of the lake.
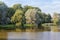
[7,32,60,40]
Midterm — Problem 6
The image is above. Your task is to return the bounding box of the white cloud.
[39,0,60,15]
[1,0,60,15]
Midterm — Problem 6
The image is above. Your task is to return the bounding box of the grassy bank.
[0,25,44,32]
[0,24,59,32]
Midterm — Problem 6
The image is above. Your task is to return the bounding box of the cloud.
[1,0,60,15]
[39,0,60,15]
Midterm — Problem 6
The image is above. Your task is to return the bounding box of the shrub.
[0,25,16,30]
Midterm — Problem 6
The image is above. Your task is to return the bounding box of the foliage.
[23,5,41,13]
[23,5,34,12]
[11,9,26,29]
[11,9,23,23]
[0,25,16,30]
[0,1,52,31]
[53,13,60,25]
[12,4,23,11]
[6,8,15,18]
[16,22,21,28]
[24,24,35,29]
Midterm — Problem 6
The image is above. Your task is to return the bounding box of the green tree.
[0,1,8,24]
[11,9,26,29]
[37,12,52,28]
[53,13,60,25]
[11,9,23,23]
[12,4,23,11]
[6,8,15,18]
[47,14,52,23]
[23,5,41,13]
[23,5,34,12]
[25,9,41,29]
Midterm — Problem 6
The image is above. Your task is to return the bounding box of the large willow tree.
[11,9,26,29]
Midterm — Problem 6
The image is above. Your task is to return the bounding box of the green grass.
[0,24,16,30]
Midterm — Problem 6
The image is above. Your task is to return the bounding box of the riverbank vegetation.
[0,1,60,32]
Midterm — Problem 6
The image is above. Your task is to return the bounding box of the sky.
[0,0,60,15]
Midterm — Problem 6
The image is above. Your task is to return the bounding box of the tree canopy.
[0,1,52,30]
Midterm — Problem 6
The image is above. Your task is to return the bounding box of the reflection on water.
[7,39,35,40]
[8,32,60,40]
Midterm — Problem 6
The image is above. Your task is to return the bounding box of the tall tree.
[6,8,15,18]
[23,5,34,13]
[12,4,23,11]
[23,5,41,13]
[0,1,8,24]
[25,9,42,29]
[11,9,26,29]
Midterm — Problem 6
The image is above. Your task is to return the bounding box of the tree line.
[0,2,52,30]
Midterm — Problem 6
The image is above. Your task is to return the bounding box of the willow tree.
[11,10,23,26]
[25,9,42,29]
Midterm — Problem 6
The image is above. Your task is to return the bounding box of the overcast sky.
[1,0,60,15]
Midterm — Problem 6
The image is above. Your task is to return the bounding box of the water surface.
[8,32,60,40]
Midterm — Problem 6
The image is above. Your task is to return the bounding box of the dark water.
[8,32,60,40]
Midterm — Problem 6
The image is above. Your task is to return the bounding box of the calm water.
[8,32,60,40]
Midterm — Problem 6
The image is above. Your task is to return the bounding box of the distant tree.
[40,13,52,23]
[52,13,60,25]
[43,14,51,23]
[12,4,23,11]
[34,7,41,12]
[23,5,34,12]
[37,12,52,28]
[47,14,52,23]
[23,5,41,13]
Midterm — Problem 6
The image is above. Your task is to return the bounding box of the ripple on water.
[8,32,60,40]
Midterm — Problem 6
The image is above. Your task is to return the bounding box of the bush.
[42,23,54,31]
[16,22,21,28]
[24,24,35,29]
[0,25,16,30]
